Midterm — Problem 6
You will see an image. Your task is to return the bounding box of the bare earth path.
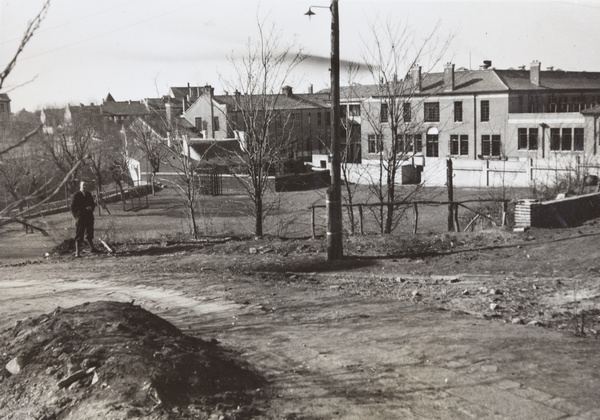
[2,249,600,419]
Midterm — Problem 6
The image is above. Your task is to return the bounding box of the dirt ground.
[1,223,600,418]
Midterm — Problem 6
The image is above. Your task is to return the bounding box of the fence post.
[358,205,364,235]
[311,206,316,239]
[453,203,460,232]
[413,203,418,234]
[447,159,454,232]
[502,201,508,226]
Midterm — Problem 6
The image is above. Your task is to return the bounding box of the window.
[213,117,220,131]
[450,134,469,156]
[574,128,584,151]
[424,102,440,122]
[403,103,411,123]
[481,100,490,122]
[195,117,203,130]
[550,128,560,150]
[454,102,463,122]
[317,112,322,125]
[349,104,361,117]
[380,103,389,123]
[518,128,538,150]
[368,134,383,153]
[426,134,439,157]
[398,133,422,153]
[551,127,584,151]
[326,111,331,125]
[481,134,501,157]
[561,128,572,151]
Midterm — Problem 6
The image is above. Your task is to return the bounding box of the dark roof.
[212,92,329,111]
[170,85,210,100]
[581,104,600,116]
[496,69,600,91]
[100,101,149,117]
[338,68,600,100]
[0,93,10,101]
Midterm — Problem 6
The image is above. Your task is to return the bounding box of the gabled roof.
[0,93,10,101]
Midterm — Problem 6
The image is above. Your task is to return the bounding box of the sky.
[1,0,600,112]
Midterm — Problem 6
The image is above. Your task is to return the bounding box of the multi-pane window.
[380,103,389,123]
[574,128,584,151]
[426,134,439,157]
[317,112,322,125]
[403,103,411,123]
[481,134,501,157]
[561,128,572,151]
[454,102,463,122]
[551,128,585,151]
[424,102,440,122]
[367,134,383,153]
[195,117,203,130]
[517,128,538,150]
[481,100,490,122]
[213,117,220,132]
[450,134,469,156]
[349,104,361,117]
[397,133,422,153]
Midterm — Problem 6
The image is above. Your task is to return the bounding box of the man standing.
[70,180,98,257]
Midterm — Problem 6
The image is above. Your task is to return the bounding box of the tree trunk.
[255,196,263,237]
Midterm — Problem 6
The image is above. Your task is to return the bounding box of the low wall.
[514,192,600,228]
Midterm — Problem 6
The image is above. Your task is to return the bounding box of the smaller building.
[0,93,11,115]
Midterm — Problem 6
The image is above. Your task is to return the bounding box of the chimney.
[165,102,172,124]
[530,60,541,86]
[187,83,192,98]
[282,86,293,97]
[443,63,455,92]
[235,90,241,104]
[410,64,421,92]
[308,84,313,94]
[479,60,492,70]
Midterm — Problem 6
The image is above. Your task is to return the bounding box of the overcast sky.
[1,0,600,112]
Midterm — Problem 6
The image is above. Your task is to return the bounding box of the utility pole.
[305,0,343,261]
[327,0,343,260]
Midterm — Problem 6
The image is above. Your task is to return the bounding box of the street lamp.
[305,0,343,261]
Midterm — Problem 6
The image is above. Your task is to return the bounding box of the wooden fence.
[310,199,510,238]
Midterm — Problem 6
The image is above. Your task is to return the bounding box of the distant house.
[181,84,332,164]
[0,93,11,115]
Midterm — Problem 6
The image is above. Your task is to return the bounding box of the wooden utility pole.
[305,0,343,260]
[327,0,343,260]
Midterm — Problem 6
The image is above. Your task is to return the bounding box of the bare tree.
[157,123,212,240]
[0,0,90,231]
[220,20,305,237]
[86,117,124,213]
[126,115,170,194]
[361,18,453,233]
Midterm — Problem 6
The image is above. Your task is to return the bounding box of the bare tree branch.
[0,0,50,91]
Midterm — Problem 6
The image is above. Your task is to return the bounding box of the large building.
[331,61,600,188]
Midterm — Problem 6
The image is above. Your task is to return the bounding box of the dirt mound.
[0,301,266,419]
